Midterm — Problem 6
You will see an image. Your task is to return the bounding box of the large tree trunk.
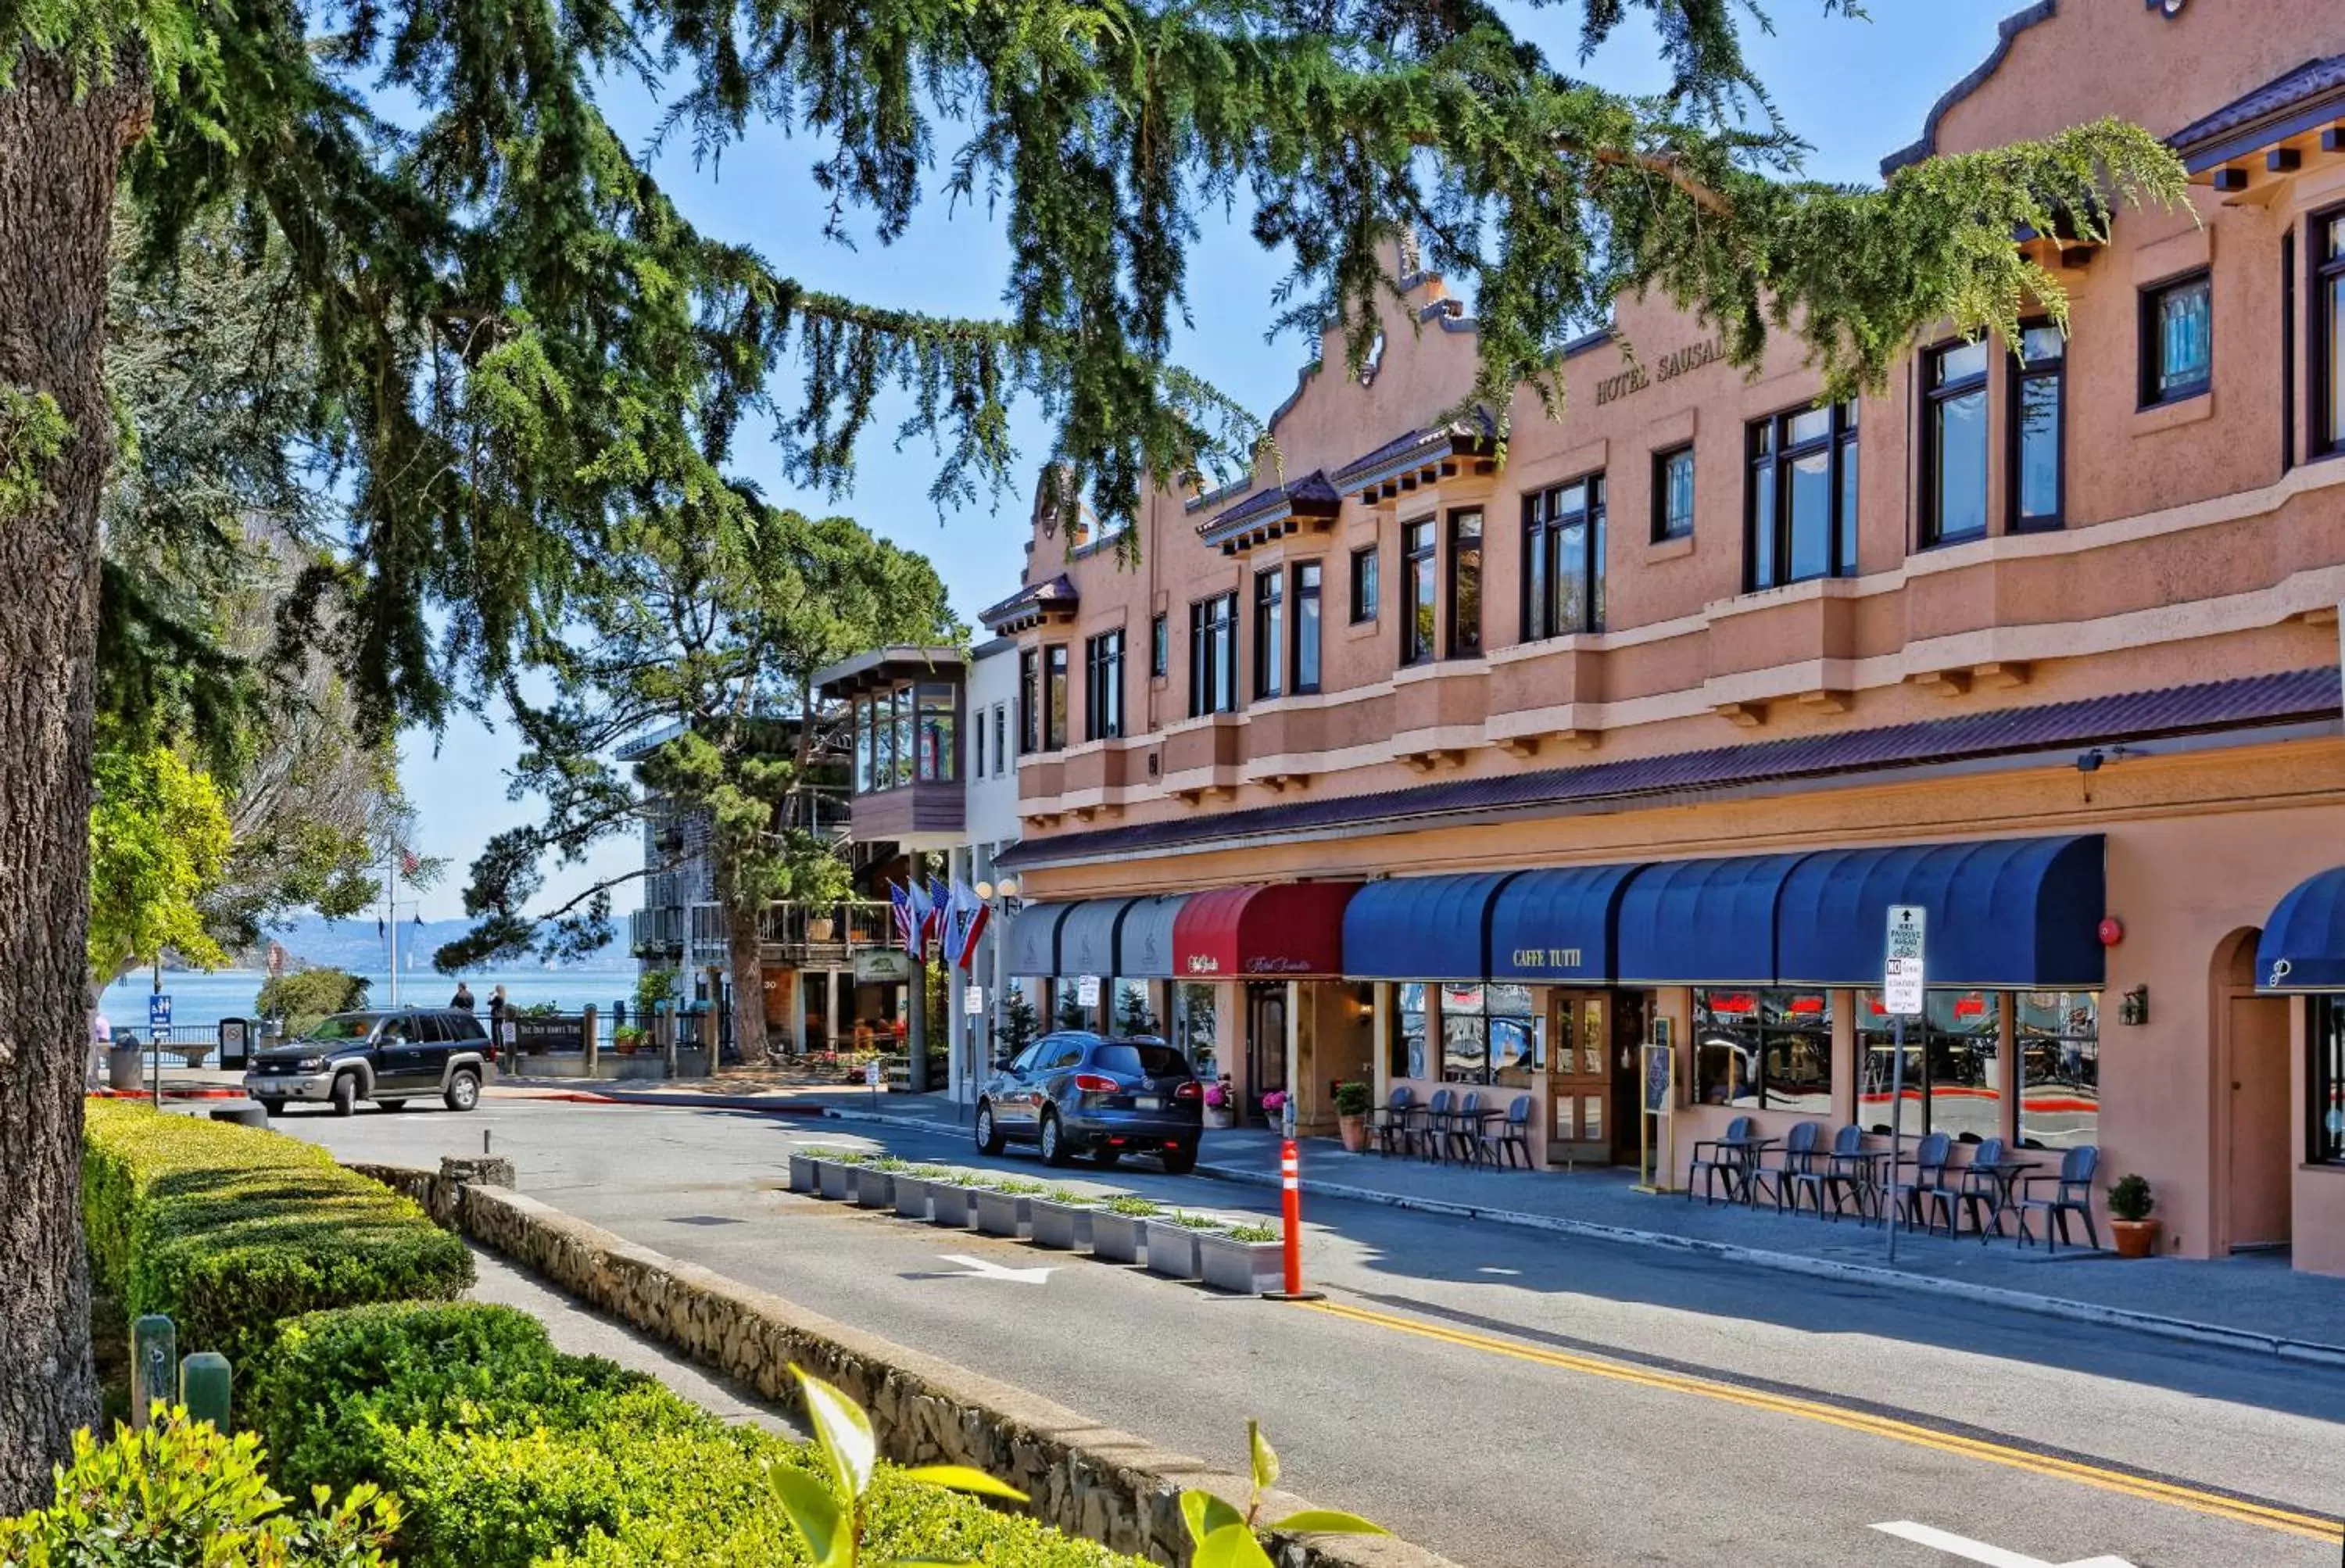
[726,903,769,1066]
[0,50,145,1510]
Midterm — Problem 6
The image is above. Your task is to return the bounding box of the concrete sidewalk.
[818,1091,2345,1366]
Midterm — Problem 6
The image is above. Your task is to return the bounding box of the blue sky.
[396,2,2016,920]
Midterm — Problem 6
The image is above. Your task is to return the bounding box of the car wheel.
[256,1098,285,1118]
[444,1069,481,1113]
[329,1073,359,1118]
[975,1101,1005,1155]
[1159,1141,1198,1176]
[1089,1147,1121,1171]
[1040,1112,1072,1168]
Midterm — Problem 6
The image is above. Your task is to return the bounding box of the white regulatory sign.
[1076,976,1101,1008]
[962,984,983,1017]
[1883,904,1928,1016]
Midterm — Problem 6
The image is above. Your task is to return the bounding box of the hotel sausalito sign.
[1594,335,1727,406]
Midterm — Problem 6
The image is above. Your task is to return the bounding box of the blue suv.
[975,1032,1203,1172]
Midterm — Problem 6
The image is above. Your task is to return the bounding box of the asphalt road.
[282,1098,2345,1568]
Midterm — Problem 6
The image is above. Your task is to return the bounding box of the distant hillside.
[257,913,631,974]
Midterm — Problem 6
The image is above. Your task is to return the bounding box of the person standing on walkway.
[489,983,510,1070]
[450,979,475,1014]
[85,991,109,1091]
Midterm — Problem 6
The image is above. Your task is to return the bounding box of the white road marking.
[1871,1521,2137,1568]
[935,1254,1054,1284]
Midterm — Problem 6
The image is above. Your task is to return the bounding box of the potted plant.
[892,1165,948,1220]
[928,1171,984,1228]
[1202,1076,1236,1131]
[1090,1195,1160,1263]
[854,1156,907,1210]
[1143,1209,1230,1280]
[1196,1220,1285,1294]
[1334,1080,1373,1152]
[2109,1173,2159,1258]
[816,1149,865,1202]
[807,913,836,942]
[974,1177,1046,1238]
[1260,1088,1287,1130]
[613,1025,644,1056]
[1029,1187,1101,1250]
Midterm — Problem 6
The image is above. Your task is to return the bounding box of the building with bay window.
[976,0,2345,1276]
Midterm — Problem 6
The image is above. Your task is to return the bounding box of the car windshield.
[1094,1043,1191,1079]
[305,1012,383,1042]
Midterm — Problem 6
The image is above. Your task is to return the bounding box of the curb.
[88,1087,246,1101]
[491,1085,833,1115]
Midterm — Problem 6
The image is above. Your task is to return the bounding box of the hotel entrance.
[1545,990,1649,1166]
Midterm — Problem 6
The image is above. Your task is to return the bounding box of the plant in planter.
[1143,1209,1230,1280]
[811,1148,866,1201]
[2108,1173,2159,1258]
[851,1158,900,1209]
[1201,1076,1236,1130]
[973,1176,1047,1237]
[1260,1088,1288,1130]
[612,1025,644,1056]
[1333,1080,1373,1152]
[928,1171,986,1228]
[1090,1194,1161,1263]
[1029,1187,1102,1250]
[890,1164,948,1220]
[1196,1220,1287,1294]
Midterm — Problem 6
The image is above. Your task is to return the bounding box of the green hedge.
[82,1102,472,1366]
[244,1301,1142,1568]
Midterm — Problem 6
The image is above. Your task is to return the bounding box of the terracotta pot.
[1338,1114,1370,1154]
[2111,1218,2160,1259]
[807,918,836,941]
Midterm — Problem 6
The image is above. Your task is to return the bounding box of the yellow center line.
[1300,1298,2340,1545]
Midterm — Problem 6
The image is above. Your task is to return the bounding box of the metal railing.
[675,898,896,968]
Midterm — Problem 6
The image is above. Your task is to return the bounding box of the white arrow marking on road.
[935,1254,1054,1284]
[1872,1521,2137,1568]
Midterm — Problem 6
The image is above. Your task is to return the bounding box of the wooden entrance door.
[1547,992,1613,1165]
[2226,994,2293,1251]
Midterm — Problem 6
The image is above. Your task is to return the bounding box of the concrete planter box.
[1028,1199,1096,1251]
[929,1183,979,1227]
[787,1154,819,1194]
[1196,1232,1284,1294]
[816,1162,856,1201]
[972,1190,1033,1238]
[1090,1211,1152,1264]
[892,1176,936,1220]
[854,1167,897,1209]
[1143,1217,1226,1280]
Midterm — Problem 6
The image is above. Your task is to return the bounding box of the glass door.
[1247,982,1287,1127]
[1547,992,1613,1165]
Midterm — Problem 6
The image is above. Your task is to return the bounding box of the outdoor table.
[1711,1134,1779,1205]
[1962,1158,2046,1238]
[1827,1147,1898,1222]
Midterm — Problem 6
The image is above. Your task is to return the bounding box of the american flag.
[399,847,421,879]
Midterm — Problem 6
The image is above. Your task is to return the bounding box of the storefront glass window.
[2019,990,2100,1150]
[1692,990,1832,1111]
[1441,984,1486,1082]
[1175,983,1216,1076]
[1393,983,1429,1079]
[1433,983,1541,1085]
[1856,990,2000,1140]
[1111,979,1155,1035]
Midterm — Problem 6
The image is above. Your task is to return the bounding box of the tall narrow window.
[1253,567,1285,699]
[1083,630,1124,740]
[915,683,956,780]
[1924,340,1989,546]
[2142,270,2211,405]
[2010,324,2066,530]
[1350,546,1380,624]
[1401,521,1436,664]
[1745,403,1859,590]
[1018,650,1039,754]
[1188,592,1237,716]
[1446,510,1483,658]
[1292,560,1323,694]
[2313,996,2345,1165]
[854,700,873,792]
[970,705,985,780]
[1044,646,1069,751]
[1523,475,1606,641]
[1653,445,1695,542]
[2313,210,2345,456]
[892,686,914,786]
[1150,612,1169,678]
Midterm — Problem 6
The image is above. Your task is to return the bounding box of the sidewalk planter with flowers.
[1144,1211,1230,1280]
[974,1178,1045,1238]
[1196,1222,1285,1294]
[816,1152,861,1201]
[1029,1188,1100,1250]
[1090,1196,1160,1263]
[928,1173,983,1228]
[2109,1173,2160,1258]
[854,1159,903,1210]
[1259,1090,1287,1131]
[1201,1076,1236,1131]
[1334,1081,1373,1153]
[892,1165,947,1219]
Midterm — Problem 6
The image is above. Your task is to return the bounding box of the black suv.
[245,1009,492,1116]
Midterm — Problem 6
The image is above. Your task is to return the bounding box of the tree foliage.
[254,967,371,1035]
[86,742,234,984]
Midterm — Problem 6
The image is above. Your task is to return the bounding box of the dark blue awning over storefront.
[1002,901,1074,977]
[1115,895,1188,979]
[1616,854,1806,986]
[1775,835,2104,989]
[1488,864,1643,983]
[1057,898,1137,978]
[1342,872,1520,981]
[2257,866,2345,990]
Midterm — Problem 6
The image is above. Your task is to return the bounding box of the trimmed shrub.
[82,1102,471,1365]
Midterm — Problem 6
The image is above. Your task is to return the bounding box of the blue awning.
[2257,867,2345,990]
[1488,864,1644,983]
[1616,854,1807,986]
[1115,895,1189,979]
[1057,898,1137,978]
[1775,835,2104,989]
[1341,872,1520,981]
[1002,902,1073,977]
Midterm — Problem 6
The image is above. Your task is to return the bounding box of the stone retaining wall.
[350,1161,1464,1568]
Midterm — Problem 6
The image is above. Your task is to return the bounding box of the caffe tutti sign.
[1510,947,1585,972]
[1594,335,1726,406]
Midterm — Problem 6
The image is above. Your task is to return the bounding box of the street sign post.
[1076,975,1101,1009]
[1883,906,1926,1262]
[148,993,171,1107]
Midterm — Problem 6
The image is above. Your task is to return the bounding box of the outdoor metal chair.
[1452,1090,1489,1163]
[1687,1115,1756,1205]
[1478,1094,1534,1169]
[1790,1123,1869,1219]
[2016,1145,2103,1252]
[1953,1137,2009,1240]
[1371,1087,1417,1157]
[1418,1088,1459,1165]
[1753,1121,1824,1212]
[1890,1131,1959,1236]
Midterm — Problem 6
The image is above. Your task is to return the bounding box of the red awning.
[1172,882,1359,979]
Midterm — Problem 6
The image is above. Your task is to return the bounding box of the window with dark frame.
[1150,612,1169,678]
[1523,474,1606,642]
[1188,592,1238,716]
[1855,990,2001,1140]
[2141,270,2211,406]
[1350,545,1380,624]
[1401,521,1436,664]
[1691,990,1834,1111]
[915,684,956,781]
[1446,509,1484,658]
[1252,567,1285,700]
[992,703,1007,775]
[2010,324,2066,530]
[1292,560,1323,694]
[1043,646,1069,751]
[2315,996,2345,1165]
[1745,401,1859,591]
[2313,209,2345,458]
[1653,445,1695,542]
[1018,650,1040,754]
[1922,339,1990,546]
[1083,629,1124,741]
[971,706,984,780]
